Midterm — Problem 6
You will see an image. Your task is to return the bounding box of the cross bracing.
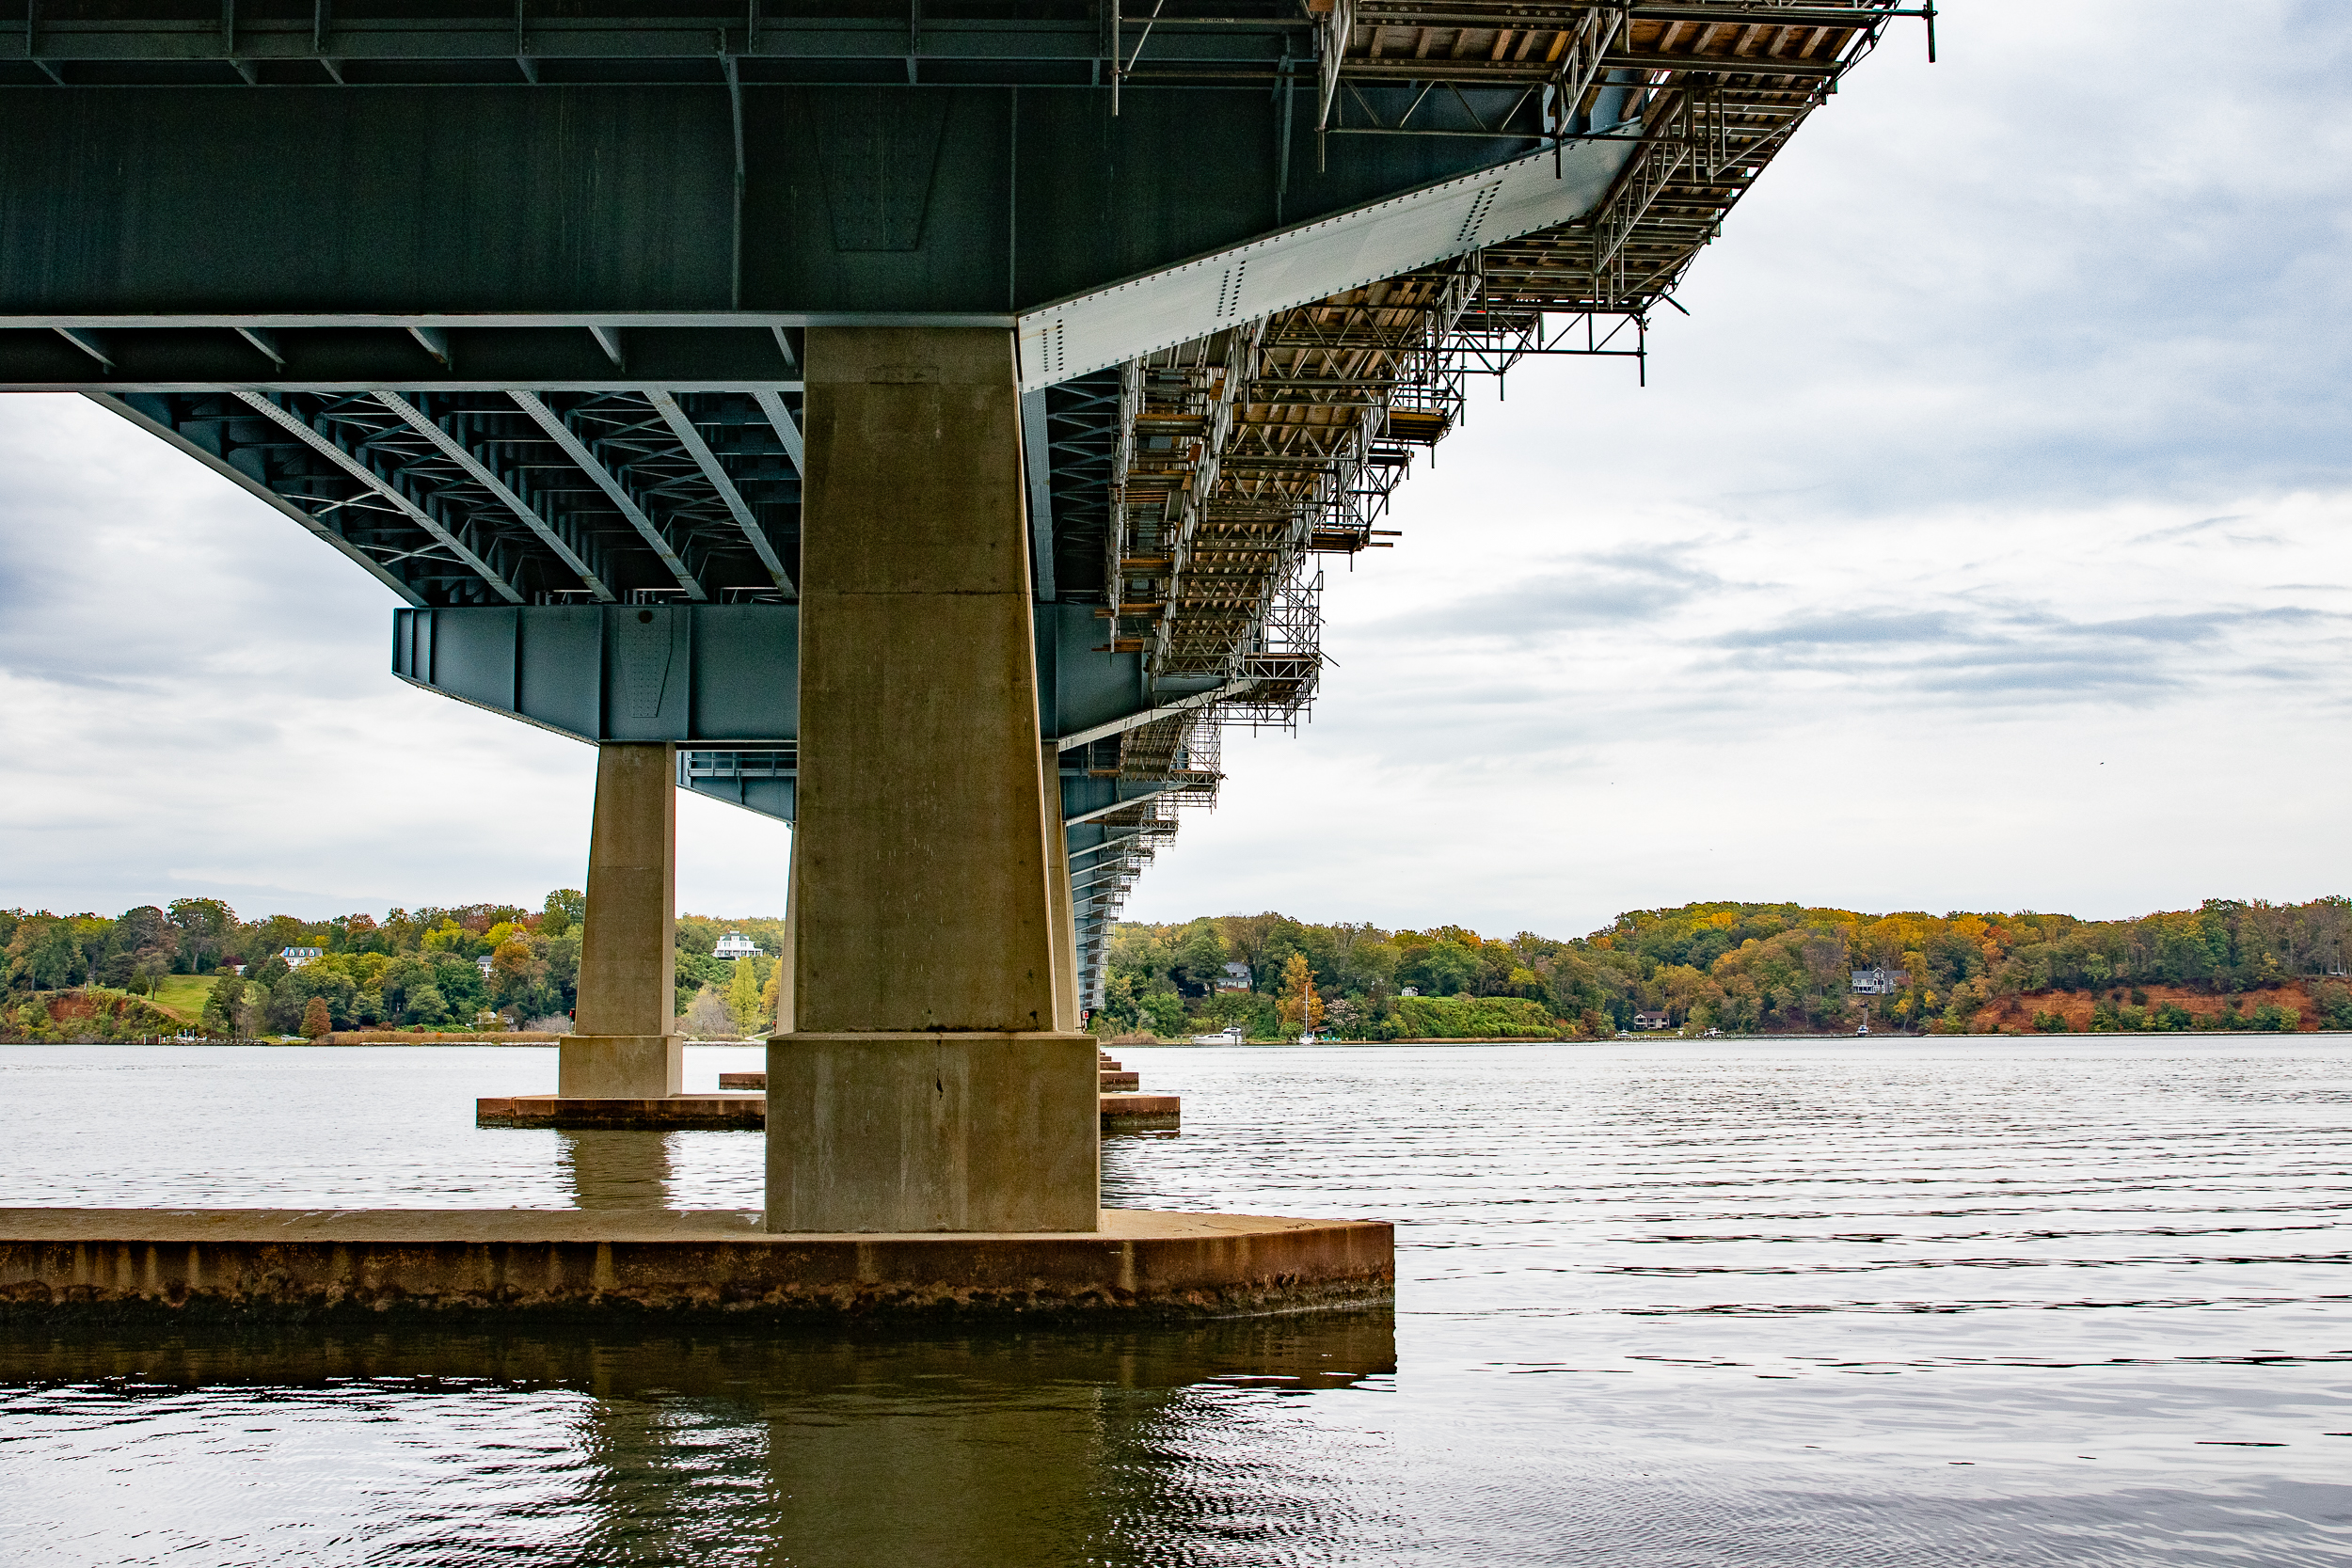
[104,388,803,607]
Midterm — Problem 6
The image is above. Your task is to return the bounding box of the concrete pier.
[563,742,683,1099]
[0,1209,1390,1318]
[770,326,1098,1235]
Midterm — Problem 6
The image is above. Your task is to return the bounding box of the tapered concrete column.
[563,742,684,1099]
[774,828,796,1034]
[1043,752,1081,1033]
[767,326,1098,1234]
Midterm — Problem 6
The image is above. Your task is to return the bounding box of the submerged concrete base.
[0,1208,1390,1318]
[476,1092,1178,1133]
[477,1094,763,1130]
[1100,1093,1182,1132]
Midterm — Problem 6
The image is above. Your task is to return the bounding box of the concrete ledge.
[0,1208,1391,1319]
[1100,1070,1139,1090]
[481,1092,1184,1133]
[477,1094,764,1130]
[1101,1093,1182,1132]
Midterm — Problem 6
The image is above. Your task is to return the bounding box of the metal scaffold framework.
[1059,0,1920,1003]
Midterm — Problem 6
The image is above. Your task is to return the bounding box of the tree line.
[8,893,2348,1042]
[1095,897,2352,1038]
[0,895,789,1040]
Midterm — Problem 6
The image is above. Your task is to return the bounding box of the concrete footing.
[477,1094,764,1130]
[1100,1094,1182,1132]
[479,1091,1178,1133]
[0,1208,1391,1318]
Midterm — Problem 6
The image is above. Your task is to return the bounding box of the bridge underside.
[3,1,1906,1027]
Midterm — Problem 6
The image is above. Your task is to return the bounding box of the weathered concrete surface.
[767,1033,1098,1233]
[1100,1070,1139,1091]
[0,1209,1390,1317]
[790,327,1062,1037]
[478,1094,764,1130]
[1100,1093,1182,1132]
[557,1036,685,1100]
[718,1071,766,1089]
[564,741,682,1098]
[774,326,1096,1234]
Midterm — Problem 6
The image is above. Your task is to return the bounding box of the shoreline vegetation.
[4,895,2348,1045]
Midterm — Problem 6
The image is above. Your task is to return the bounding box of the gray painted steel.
[394,600,1192,768]
[1,83,1545,343]
[392,605,802,744]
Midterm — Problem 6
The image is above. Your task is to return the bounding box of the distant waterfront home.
[279,946,322,969]
[1850,966,1910,995]
[1215,961,1253,993]
[475,954,495,977]
[1632,1010,1672,1030]
[714,932,764,960]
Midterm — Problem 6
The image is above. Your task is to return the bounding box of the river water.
[0,1038,2345,1565]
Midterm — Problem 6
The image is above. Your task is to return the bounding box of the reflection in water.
[0,1312,1397,1566]
[558,1130,676,1211]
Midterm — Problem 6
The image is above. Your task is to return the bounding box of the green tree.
[1140,990,1188,1038]
[1399,941,1478,996]
[8,915,83,991]
[167,898,237,973]
[202,973,243,1034]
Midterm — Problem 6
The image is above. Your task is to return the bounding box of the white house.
[1850,966,1910,995]
[1214,961,1252,992]
[714,931,764,960]
[279,946,322,970]
[476,954,495,977]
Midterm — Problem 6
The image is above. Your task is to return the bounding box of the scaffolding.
[1068,1,1913,1007]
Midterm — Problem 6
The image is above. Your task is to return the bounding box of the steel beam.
[509,391,707,600]
[231,390,523,604]
[647,389,792,593]
[1054,675,1259,752]
[376,391,614,601]
[750,388,805,472]
[88,391,422,606]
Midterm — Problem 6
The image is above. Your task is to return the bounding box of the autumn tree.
[726,956,765,1033]
[1276,952,1324,1037]
[300,995,332,1038]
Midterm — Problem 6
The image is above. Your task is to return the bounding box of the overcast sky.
[3,0,2346,937]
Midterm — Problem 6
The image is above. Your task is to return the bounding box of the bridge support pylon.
[766,327,1098,1234]
[563,741,684,1099]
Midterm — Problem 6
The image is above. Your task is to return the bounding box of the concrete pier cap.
[767,324,1099,1235]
